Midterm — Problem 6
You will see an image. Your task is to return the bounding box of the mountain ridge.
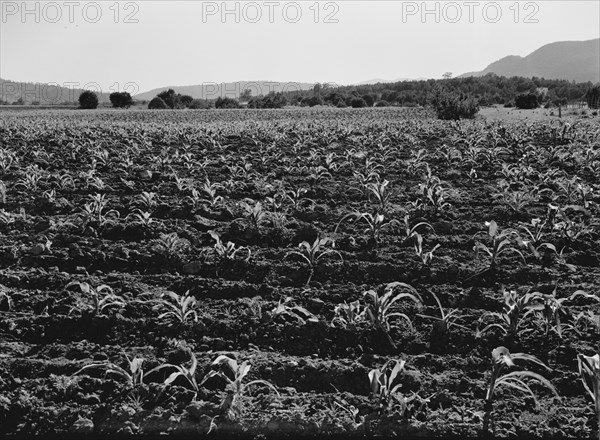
[459,38,600,83]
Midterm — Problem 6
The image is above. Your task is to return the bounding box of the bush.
[514,93,539,109]
[78,90,99,109]
[430,89,479,120]
[189,99,209,109]
[148,97,169,109]
[585,85,600,109]
[374,100,390,107]
[350,97,367,108]
[157,89,177,109]
[179,95,194,108]
[215,97,240,109]
[109,92,133,108]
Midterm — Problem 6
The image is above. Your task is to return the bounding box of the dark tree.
[148,97,169,109]
[585,85,600,109]
[515,93,539,109]
[215,97,240,109]
[430,88,479,120]
[109,92,133,108]
[179,95,194,108]
[78,90,99,109]
[362,94,376,107]
[157,89,177,109]
[351,97,367,108]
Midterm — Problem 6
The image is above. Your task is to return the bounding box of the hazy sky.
[1,1,599,94]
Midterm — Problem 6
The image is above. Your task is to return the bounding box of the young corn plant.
[283,237,342,286]
[363,282,422,349]
[331,300,365,331]
[269,296,318,324]
[204,354,279,420]
[240,201,268,230]
[578,353,600,438]
[368,359,428,417]
[412,233,441,266]
[401,214,435,243]
[335,211,400,247]
[73,353,145,387]
[527,287,598,340]
[147,352,202,397]
[476,289,541,339]
[483,346,558,434]
[365,179,393,213]
[416,290,468,333]
[473,220,526,272]
[153,290,199,324]
[209,230,251,262]
[66,281,126,317]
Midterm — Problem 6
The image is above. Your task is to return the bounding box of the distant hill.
[460,39,600,83]
[135,81,316,101]
[353,77,428,85]
[0,78,112,105]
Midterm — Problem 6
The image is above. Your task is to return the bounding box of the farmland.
[0,107,599,438]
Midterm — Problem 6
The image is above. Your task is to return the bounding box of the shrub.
[78,90,99,109]
[374,100,390,107]
[148,97,169,109]
[215,96,240,109]
[585,85,600,109]
[351,97,367,108]
[515,93,539,109]
[430,89,479,120]
[157,89,177,109]
[109,92,133,108]
[362,94,376,107]
[189,99,209,109]
[179,95,194,108]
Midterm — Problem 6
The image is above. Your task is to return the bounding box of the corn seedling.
[204,354,279,419]
[578,352,600,438]
[270,296,318,324]
[240,201,268,230]
[153,290,198,324]
[476,289,541,339]
[331,300,365,331]
[413,233,440,266]
[483,346,558,433]
[416,289,468,333]
[473,220,525,271]
[283,237,342,285]
[133,191,158,210]
[363,282,422,349]
[368,359,428,417]
[365,179,393,213]
[401,214,435,241]
[527,287,597,340]
[147,352,201,396]
[335,211,400,246]
[66,281,126,316]
[73,353,145,387]
[209,230,251,262]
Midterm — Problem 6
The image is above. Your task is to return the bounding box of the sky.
[1,0,599,94]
